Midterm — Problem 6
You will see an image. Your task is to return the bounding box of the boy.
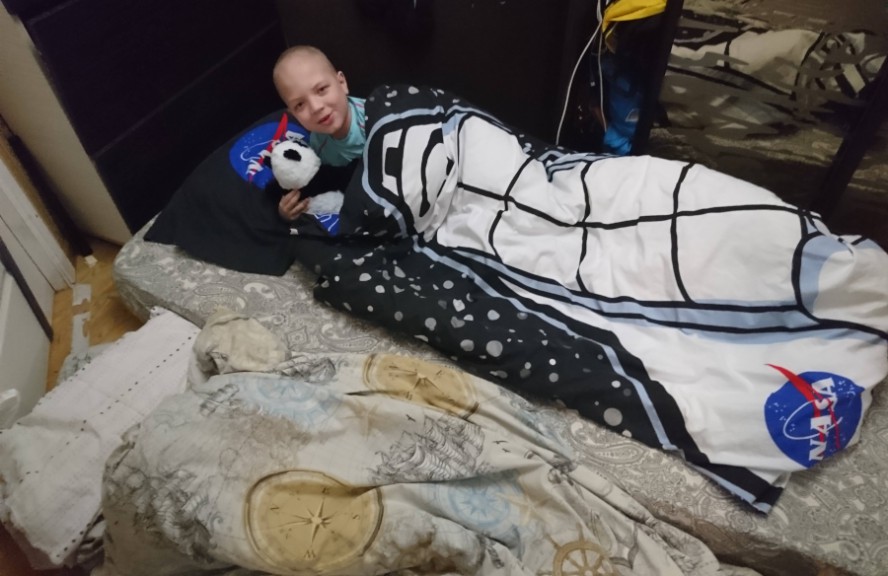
[272,46,366,221]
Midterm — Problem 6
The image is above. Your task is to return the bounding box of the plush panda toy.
[269,139,344,214]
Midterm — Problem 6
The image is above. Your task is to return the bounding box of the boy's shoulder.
[349,96,366,114]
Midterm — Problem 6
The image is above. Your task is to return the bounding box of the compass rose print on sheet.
[245,469,383,573]
[432,472,529,555]
[362,354,479,417]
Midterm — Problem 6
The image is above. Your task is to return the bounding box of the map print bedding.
[292,85,888,512]
[100,346,756,576]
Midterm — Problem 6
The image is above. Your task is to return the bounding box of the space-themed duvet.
[286,84,888,512]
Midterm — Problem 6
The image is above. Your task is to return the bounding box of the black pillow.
[145,110,309,275]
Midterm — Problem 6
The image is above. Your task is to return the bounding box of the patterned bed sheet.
[114,226,888,576]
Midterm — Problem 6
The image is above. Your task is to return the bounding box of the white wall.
[0,263,51,427]
[0,8,130,245]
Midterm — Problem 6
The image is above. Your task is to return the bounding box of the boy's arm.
[266,160,358,222]
[277,189,310,222]
[265,177,310,221]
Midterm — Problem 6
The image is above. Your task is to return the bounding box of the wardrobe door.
[276,0,596,143]
[18,0,287,231]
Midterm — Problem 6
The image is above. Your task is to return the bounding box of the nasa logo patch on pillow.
[228,115,309,189]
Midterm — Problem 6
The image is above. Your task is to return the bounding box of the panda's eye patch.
[283,148,302,162]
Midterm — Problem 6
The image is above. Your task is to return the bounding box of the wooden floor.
[45,239,145,391]
[1,238,143,576]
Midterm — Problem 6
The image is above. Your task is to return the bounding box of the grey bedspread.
[115,227,888,576]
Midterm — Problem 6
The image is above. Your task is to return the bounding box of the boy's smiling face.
[274,52,351,139]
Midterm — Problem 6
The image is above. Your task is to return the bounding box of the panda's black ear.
[283,148,303,162]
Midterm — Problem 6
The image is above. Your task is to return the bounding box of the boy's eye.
[293,102,304,111]
[318,85,328,94]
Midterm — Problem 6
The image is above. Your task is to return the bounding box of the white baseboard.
[0,267,50,424]
[0,155,75,291]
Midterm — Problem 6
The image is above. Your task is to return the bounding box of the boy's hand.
[278,189,310,221]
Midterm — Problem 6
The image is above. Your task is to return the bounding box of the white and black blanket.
[293,85,888,512]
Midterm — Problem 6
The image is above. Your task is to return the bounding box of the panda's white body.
[270,139,343,214]
[305,191,344,215]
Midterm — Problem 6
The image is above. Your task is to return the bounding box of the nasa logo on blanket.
[228,119,309,189]
[764,364,864,468]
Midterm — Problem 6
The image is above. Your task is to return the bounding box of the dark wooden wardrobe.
[3,0,286,232]
[3,0,672,232]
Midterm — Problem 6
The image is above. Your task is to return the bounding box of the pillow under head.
[144,111,309,275]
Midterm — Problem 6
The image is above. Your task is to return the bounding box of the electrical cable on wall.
[555,12,605,146]
[556,0,670,148]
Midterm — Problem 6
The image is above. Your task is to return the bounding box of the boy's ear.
[338,71,349,95]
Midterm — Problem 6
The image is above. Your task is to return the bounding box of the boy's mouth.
[318,113,333,126]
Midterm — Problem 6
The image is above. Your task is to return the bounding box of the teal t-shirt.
[309,96,366,167]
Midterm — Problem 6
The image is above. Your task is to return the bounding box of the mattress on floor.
[114,225,888,576]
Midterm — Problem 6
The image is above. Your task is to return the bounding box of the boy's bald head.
[273,45,335,84]
[273,45,352,139]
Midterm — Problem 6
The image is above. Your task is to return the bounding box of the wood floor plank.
[45,238,143,391]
